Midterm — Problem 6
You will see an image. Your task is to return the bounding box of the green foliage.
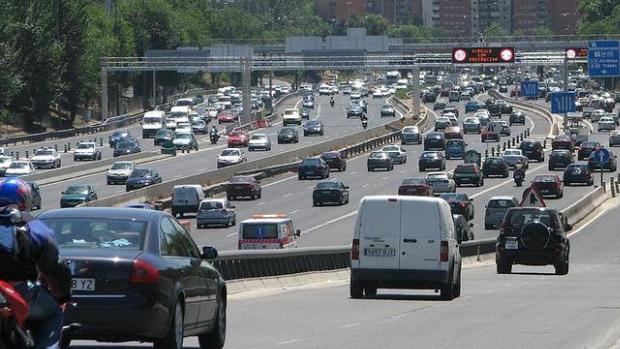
[349,14,390,35]
[578,1,620,35]
[387,25,444,42]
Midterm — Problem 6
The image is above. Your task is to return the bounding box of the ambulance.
[237,214,301,250]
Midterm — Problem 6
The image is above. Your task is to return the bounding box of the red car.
[398,177,433,196]
[481,130,500,142]
[552,134,575,153]
[531,174,564,199]
[444,126,463,140]
[228,131,249,147]
[217,111,238,124]
[320,151,347,172]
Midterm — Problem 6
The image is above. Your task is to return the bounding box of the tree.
[348,14,390,35]
[578,1,620,35]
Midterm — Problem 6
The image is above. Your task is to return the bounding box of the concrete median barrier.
[560,186,608,226]
[489,89,559,139]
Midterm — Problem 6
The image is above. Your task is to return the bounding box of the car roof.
[38,207,164,221]
[489,196,517,201]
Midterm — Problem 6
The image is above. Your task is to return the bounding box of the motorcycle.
[210,133,219,145]
[514,172,524,187]
[361,119,368,130]
[0,281,79,349]
[330,99,335,108]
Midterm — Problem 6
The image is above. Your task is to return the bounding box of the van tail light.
[351,239,360,260]
[500,220,507,234]
[440,241,449,262]
[459,203,467,208]
[131,259,159,284]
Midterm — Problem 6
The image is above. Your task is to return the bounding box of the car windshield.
[191,121,205,126]
[230,132,245,137]
[156,130,171,137]
[117,142,134,149]
[488,199,515,208]
[64,186,88,194]
[200,201,224,210]
[447,140,463,148]
[9,162,27,169]
[221,149,239,156]
[465,118,478,123]
[521,142,536,149]
[402,177,426,185]
[306,121,319,126]
[130,169,150,177]
[42,218,147,250]
[402,127,417,134]
[581,142,599,148]
[421,152,438,158]
[534,175,557,182]
[112,162,132,170]
[77,143,94,149]
[251,135,266,140]
[280,128,295,134]
[143,117,161,125]
[176,134,191,140]
[426,174,447,181]
[35,150,54,156]
[230,176,251,183]
[440,193,467,201]
[487,158,503,165]
[455,165,475,173]
[369,152,385,159]
[504,150,520,156]
[302,158,321,165]
[316,182,341,189]
[382,146,399,151]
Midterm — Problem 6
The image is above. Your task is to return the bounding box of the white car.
[5,160,35,176]
[598,117,616,131]
[425,172,456,195]
[217,148,247,168]
[31,148,61,169]
[319,85,331,95]
[0,156,12,175]
[106,161,135,185]
[350,91,362,100]
[350,195,461,300]
[175,123,192,134]
[165,117,178,130]
[381,145,407,164]
[282,108,302,126]
[74,142,102,161]
[591,109,605,122]
[205,107,218,119]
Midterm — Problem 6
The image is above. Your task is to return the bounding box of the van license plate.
[505,240,518,250]
[364,248,395,257]
[72,278,95,291]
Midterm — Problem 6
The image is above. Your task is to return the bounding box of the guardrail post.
[491,147,495,156]
[611,177,616,198]
[511,138,515,147]
[526,129,530,137]
[9,152,14,158]
[502,142,506,151]
[543,139,547,148]
[54,144,58,152]
[67,143,71,151]
[25,151,29,158]
[616,179,619,194]
[100,138,103,147]
[485,149,488,158]
[63,144,67,153]
[15,152,19,160]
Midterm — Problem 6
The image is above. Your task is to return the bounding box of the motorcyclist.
[0,178,71,349]
[361,114,369,129]
[330,96,335,107]
[210,125,219,143]
[513,163,526,185]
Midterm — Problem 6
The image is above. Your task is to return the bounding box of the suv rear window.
[488,199,515,208]
[504,209,554,235]
[454,165,475,173]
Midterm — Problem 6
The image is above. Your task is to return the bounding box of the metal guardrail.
[213,239,496,281]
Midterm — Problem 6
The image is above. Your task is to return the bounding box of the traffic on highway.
[3,56,620,349]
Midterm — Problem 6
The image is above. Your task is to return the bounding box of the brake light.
[500,220,507,234]
[440,241,449,262]
[459,203,467,208]
[351,239,360,260]
[130,259,159,284]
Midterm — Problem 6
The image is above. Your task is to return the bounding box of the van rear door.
[358,198,400,270]
[399,200,441,270]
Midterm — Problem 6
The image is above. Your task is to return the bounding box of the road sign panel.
[551,92,576,114]
[520,81,539,97]
[588,40,620,77]
[565,48,587,59]
[451,47,515,64]
[520,186,546,207]
[594,148,610,164]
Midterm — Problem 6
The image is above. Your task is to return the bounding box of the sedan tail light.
[130,259,159,284]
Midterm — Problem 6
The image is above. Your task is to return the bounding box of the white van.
[170,106,191,124]
[350,195,462,300]
[237,214,301,250]
[171,185,204,218]
[142,110,165,138]
[282,108,301,126]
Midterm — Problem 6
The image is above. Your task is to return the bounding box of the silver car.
[196,198,236,228]
[401,126,422,145]
[248,133,272,151]
[425,172,456,195]
[484,196,519,229]
[381,145,407,164]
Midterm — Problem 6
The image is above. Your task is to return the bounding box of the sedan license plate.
[505,240,518,250]
[364,248,395,257]
[72,278,95,291]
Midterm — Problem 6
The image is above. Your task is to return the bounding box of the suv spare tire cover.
[520,221,550,251]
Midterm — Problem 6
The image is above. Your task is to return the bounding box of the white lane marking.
[525,115,536,134]
[400,169,406,174]
[381,176,390,180]
[277,339,302,346]
[568,206,612,238]
[341,323,361,329]
[470,162,546,199]
[257,202,266,206]
[351,171,357,175]
[263,176,297,188]
[283,193,292,197]
[225,232,237,238]
[303,210,358,234]
[289,209,299,215]
[306,185,314,189]
[362,183,370,188]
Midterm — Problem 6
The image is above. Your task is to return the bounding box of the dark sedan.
[548,150,574,170]
[298,157,330,179]
[320,151,346,172]
[113,141,141,157]
[398,176,433,196]
[520,140,545,162]
[564,164,594,186]
[346,104,364,118]
[509,111,526,126]
[453,163,484,187]
[578,141,601,160]
[38,207,226,349]
[441,193,474,221]
[226,175,261,200]
[609,131,620,147]
[154,129,174,146]
[109,130,130,148]
[126,168,162,191]
[277,127,299,144]
[418,151,445,171]
[424,132,446,151]
[367,151,393,171]
[312,180,350,206]
[483,157,509,178]
[303,120,325,136]
[60,184,98,208]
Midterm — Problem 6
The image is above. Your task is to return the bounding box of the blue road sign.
[520,80,539,97]
[551,92,576,114]
[594,148,610,164]
[588,40,620,77]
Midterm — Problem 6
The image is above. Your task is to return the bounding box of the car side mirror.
[295,229,302,237]
[201,246,218,260]
[230,205,236,209]
[470,198,473,201]
[565,224,573,231]
[469,223,474,228]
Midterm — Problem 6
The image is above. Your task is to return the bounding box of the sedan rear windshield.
[454,165,475,173]
[488,200,515,208]
[130,169,150,177]
[41,218,147,250]
[242,223,278,239]
[200,201,224,210]
[316,182,341,189]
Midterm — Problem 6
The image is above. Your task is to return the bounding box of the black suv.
[519,140,545,162]
[509,111,526,126]
[453,164,484,187]
[577,141,600,160]
[424,132,446,151]
[496,207,571,275]
[482,157,509,178]
[548,150,574,170]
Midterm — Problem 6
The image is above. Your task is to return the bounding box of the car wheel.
[198,293,226,349]
[555,258,569,275]
[313,201,319,207]
[73,157,78,162]
[298,174,304,180]
[419,166,424,172]
[439,269,455,301]
[154,300,184,349]
[350,278,363,299]
[368,167,373,172]
[485,224,492,230]
[496,257,512,274]
[453,267,461,298]
[558,191,563,199]
[364,285,377,297]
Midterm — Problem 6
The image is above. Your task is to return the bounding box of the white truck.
[142,110,165,138]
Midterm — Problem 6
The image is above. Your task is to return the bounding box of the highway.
[69,195,620,349]
[35,94,400,210]
[185,93,615,252]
